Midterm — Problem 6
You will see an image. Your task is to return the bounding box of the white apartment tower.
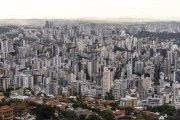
[47,80,59,95]
[102,67,111,97]
[173,71,180,109]
[87,61,92,79]
[14,73,34,88]
[78,70,86,80]
[127,62,132,78]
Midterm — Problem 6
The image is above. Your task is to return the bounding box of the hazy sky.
[0,0,180,19]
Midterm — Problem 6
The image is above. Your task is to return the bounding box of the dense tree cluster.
[6,33,19,39]
[100,110,114,120]
[0,26,9,34]
[147,104,176,116]
[35,104,55,120]
[0,25,18,34]
[72,101,88,109]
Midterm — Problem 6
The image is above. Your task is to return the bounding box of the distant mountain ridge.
[0,17,180,26]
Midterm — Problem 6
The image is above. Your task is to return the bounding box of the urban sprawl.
[0,21,180,120]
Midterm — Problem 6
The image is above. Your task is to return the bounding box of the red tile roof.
[0,105,13,113]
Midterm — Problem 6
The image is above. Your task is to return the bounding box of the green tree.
[148,104,176,116]
[9,99,27,107]
[35,104,55,119]
[52,107,63,120]
[3,87,14,97]
[72,102,87,109]
[64,110,78,120]
[72,103,79,108]
[111,107,116,111]
[86,114,102,120]
[105,92,114,100]
[125,107,134,115]
[92,108,101,114]
[161,104,176,116]
[100,110,114,120]
[165,116,180,120]
[136,112,143,120]
[109,103,119,108]
[79,114,87,120]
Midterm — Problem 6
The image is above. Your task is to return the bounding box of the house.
[142,110,162,120]
[10,103,27,120]
[113,110,125,118]
[0,105,14,120]
[74,108,92,117]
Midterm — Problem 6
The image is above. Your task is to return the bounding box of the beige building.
[119,96,137,108]
[142,76,152,88]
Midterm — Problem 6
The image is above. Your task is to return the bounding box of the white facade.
[53,55,61,68]
[102,67,111,97]
[112,80,121,100]
[14,73,34,88]
[67,73,76,85]
[43,77,50,87]
[88,61,92,78]
[127,62,132,78]
[47,80,59,95]
[147,97,163,107]
[78,70,86,80]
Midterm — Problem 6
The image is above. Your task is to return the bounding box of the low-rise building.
[0,105,14,120]
[10,104,27,120]
[119,95,137,108]
[74,108,92,117]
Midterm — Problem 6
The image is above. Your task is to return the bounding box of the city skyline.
[1,0,180,119]
[0,0,180,20]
